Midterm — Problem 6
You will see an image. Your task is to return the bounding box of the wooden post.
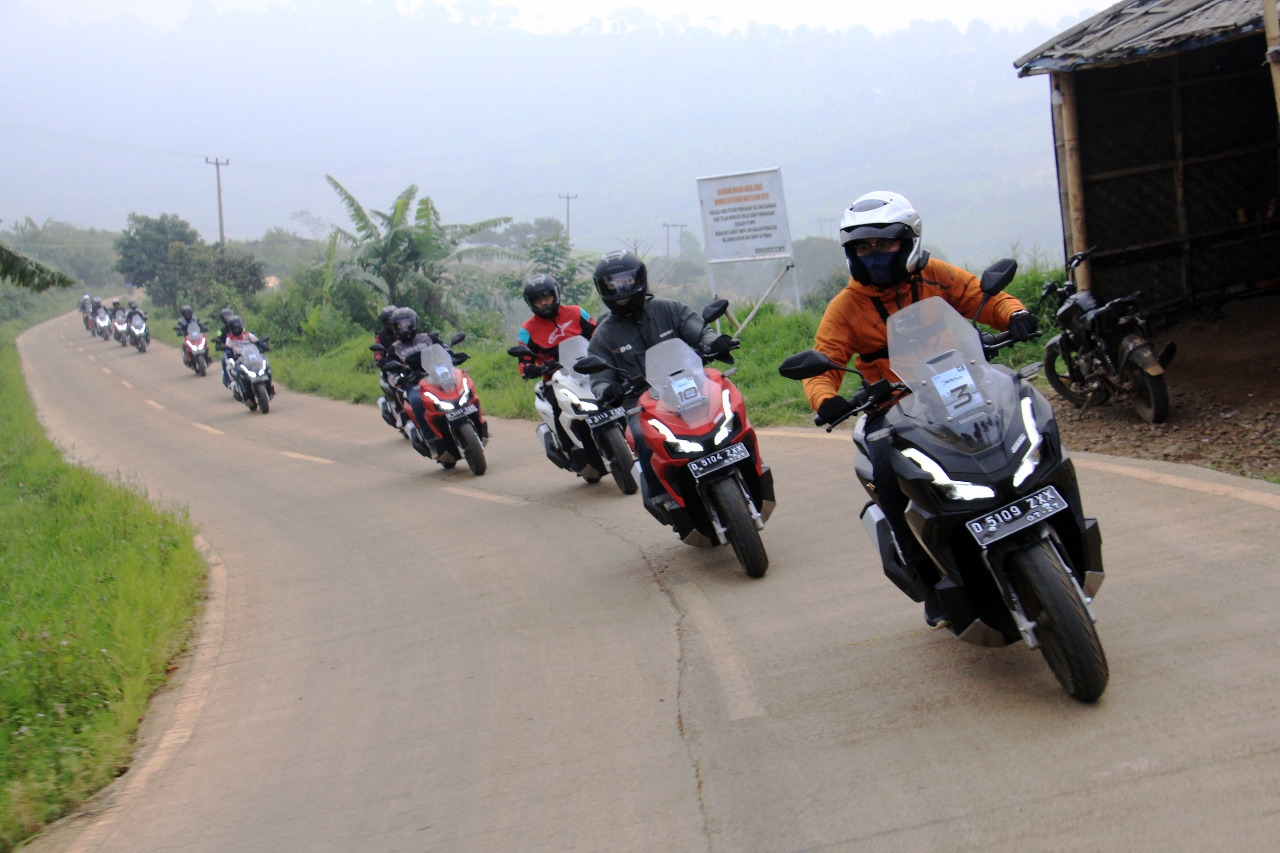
[1266,0,1280,121]
[1055,71,1092,291]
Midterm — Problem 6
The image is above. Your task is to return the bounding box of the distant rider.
[173,304,205,336]
[373,305,397,367]
[385,307,488,442]
[801,191,1038,627]
[215,308,236,386]
[585,250,734,520]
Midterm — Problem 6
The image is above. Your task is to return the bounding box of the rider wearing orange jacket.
[803,192,1038,627]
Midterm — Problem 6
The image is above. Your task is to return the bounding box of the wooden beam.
[1266,0,1280,122]
[1055,72,1092,291]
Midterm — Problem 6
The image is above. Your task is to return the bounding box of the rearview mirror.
[574,355,610,374]
[778,349,841,380]
[450,332,467,346]
[370,344,386,353]
[702,299,730,324]
[979,259,1018,295]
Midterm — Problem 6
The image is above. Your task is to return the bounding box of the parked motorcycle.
[1040,247,1176,424]
[382,333,488,475]
[127,314,150,353]
[218,338,275,414]
[111,309,129,346]
[577,301,775,578]
[507,335,638,494]
[779,260,1109,702]
[93,308,112,341]
[180,320,210,376]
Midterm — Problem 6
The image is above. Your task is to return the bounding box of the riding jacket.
[516,305,596,380]
[586,295,718,403]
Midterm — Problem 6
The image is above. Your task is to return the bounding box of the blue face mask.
[861,251,896,287]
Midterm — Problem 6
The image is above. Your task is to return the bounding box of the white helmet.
[839,191,927,288]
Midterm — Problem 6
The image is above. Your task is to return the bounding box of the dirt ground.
[1046,293,1280,481]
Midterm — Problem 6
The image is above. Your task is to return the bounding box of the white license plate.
[687,442,750,480]
[966,485,1068,547]
[586,406,626,428]
[445,403,478,422]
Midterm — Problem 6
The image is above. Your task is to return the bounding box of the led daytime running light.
[1012,396,1044,488]
[423,390,455,411]
[902,448,996,501]
[648,418,703,455]
[713,388,735,445]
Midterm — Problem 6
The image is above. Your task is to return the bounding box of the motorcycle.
[111,309,129,346]
[371,347,411,438]
[1040,247,1176,424]
[127,314,150,353]
[94,308,112,341]
[181,320,210,376]
[507,335,638,495]
[82,306,95,334]
[577,300,775,579]
[382,333,488,476]
[218,338,275,414]
[779,260,1109,702]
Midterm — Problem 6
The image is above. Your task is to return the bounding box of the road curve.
[20,312,1280,852]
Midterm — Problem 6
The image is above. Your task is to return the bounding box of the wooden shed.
[1015,0,1280,310]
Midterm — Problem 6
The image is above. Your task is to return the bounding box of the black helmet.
[227,315,244,336]
[593,250,648,316]
[523,273,561,320]
[220,307,234,324]
[91,297,102,308]
[390,307,419,343]
[377,305,397,328]
[180,304,194,320]
[128,300,137,310]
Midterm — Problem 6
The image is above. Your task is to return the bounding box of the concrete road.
[20,313,1280,852]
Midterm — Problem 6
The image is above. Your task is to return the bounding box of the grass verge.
[0,317,206,851]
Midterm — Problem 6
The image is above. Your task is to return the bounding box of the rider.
[585,250,734,519]
[387,307,488,443]
[801,191,1039,627]
[125,300,149,342]
[221,314,272,403]
[215,308,236,386]
[173,304,204,335]
[79,293,92,313]
[515,273,597,461]
[373,305,397,367]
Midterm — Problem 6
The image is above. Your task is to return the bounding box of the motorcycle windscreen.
[185,320,204,340]
[131,317,146,330]
[236,343,266,371]
[643,338,716,428]
[887,297,1018,452]
[418,343,459,392]
[555,336,595,397]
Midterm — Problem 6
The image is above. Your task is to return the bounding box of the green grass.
[0,316,206,851]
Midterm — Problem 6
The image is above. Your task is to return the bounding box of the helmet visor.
[600,271,641,299]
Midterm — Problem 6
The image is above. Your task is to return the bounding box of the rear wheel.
[195,355,207,377]
[456,421,487,476]
[600,426,638,495]
[1008,540,1109,702]
[1122,362,1169,424]
[254,384,271,414]
[1043,343,1091,408]
[708,477,768,578]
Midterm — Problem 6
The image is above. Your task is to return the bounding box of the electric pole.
[663,223,687,258]
[558,193,578,244]
[206,157,229,245]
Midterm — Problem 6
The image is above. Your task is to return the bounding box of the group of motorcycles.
[173,316,276,415]
[82,304,150,353]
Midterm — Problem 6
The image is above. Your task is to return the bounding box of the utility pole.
[558,193,578,244]
[205,157,229,245]
[661,223,686,258]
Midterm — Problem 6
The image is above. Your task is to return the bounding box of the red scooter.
[577,301,775,578]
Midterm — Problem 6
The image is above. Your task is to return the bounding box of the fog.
[0,0,1079,266]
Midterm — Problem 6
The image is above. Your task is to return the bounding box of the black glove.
[596,383,623,408]
[816,394,859,425]
[521,362,542,379]
[1007,310,1039,342]
[704,334,738,364]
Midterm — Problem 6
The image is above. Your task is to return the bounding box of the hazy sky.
[26,0,1097,38]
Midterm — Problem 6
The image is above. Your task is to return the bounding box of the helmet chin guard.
[839,191,927,288]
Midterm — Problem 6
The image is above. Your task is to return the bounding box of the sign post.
[696,168,801,328]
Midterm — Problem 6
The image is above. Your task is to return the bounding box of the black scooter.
[780,260,1109,702]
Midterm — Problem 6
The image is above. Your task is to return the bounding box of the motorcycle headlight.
[562,389,598,414]
[1012,396,1044,488]
[423,390,454,411]
[648,419,704,456]
[902,448,996,501]
[712,388,736,446]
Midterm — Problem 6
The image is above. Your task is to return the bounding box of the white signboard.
[697,168,793,264]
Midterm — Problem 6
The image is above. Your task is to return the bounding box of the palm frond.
[325,175,381,243]
[0,244,75,291]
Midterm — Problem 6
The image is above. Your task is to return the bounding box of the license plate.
[445,402,478,422]
[966,485,1068,547]
[586,406,625,428]
[687,442,750,480]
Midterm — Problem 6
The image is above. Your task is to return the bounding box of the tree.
[166,243,266,312]
[0,244,75,291]
[114,213,201,308]
[326,175,511,328]
[2,218,123,290]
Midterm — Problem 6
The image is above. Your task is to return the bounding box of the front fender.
[1118,334,1163,376]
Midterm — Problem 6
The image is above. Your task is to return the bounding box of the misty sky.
[1,0,1094,266]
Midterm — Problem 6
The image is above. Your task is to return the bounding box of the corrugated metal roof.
[1015,0,1269,75]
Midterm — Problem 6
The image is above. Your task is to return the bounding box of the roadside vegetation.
[0,283,207,851]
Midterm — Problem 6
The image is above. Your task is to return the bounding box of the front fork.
[982,524,1099,650]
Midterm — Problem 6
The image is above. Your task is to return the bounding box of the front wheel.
[1043,343,1091,408]
[137,339,147,353]
[456,421,487,476]
[195,354,207,377]
[1122,362,1169,424]
[1008,540,1109,702]
[708,477,768,578]
[254,384,271,414]
[599,426,638,495]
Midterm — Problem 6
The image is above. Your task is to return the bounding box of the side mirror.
[979,258,1018,295]
[507,345,534,359]
[778,349,841,380]
[574,355,610,375]
[370,343,386,353]
[450,332,467,347]
[702,299,730,324]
